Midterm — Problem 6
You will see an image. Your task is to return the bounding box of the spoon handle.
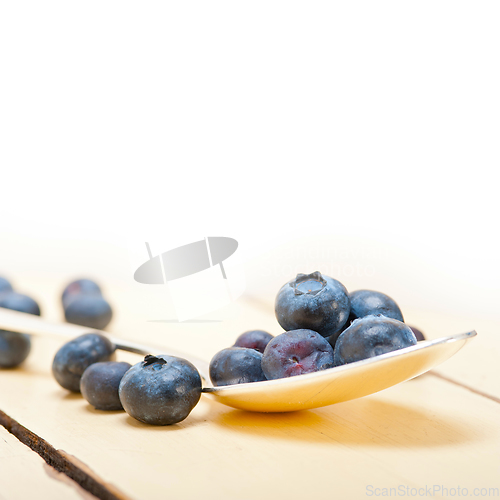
[0,308,211,382]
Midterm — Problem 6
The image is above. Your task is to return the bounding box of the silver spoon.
[0,308,476,412]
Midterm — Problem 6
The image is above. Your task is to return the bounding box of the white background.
[1,1,499,320]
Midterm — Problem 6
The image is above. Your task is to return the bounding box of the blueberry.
[64,294,113,330]
[52,333,116,392]
[62,278,102,306]
[0,292,41,368]
[275,271,350,338]
[409,326,425,341]
[0,332,31,368]
[233,330,274,353]
[349,290,404,323]
[333,315,417,366]
[261,329,334,380]
[119,354,202,426]
[0,276,13,295]
[328,290,403,349]
[0,292,41,316]
[80,361,132,410]
[326,320,352,352]
[209,347,267,386]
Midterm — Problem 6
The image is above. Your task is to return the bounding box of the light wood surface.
[1,279,499,500]
[0,425,92,500]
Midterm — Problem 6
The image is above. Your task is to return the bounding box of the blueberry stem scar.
[291,271,326,296]
[142,354,167,367]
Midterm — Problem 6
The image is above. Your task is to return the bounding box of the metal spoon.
[0,308,476,412]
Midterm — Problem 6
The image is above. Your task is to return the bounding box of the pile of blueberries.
[0,272,425,427]
[0,276,201,426]
[210,271,424,386]
[52,332,202,426]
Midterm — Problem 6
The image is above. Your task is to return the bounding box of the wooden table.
[1,275,499,500]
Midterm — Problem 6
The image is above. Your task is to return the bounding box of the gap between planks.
[0,409,132,500]
[427,371,500,405]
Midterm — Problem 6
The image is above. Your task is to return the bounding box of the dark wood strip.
[0,408,131,500]
[429,371,500,404]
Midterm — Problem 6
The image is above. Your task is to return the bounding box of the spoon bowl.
[0,308,476,412]
[203,331,475,411]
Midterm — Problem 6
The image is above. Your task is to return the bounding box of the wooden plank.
[402,307,500,401]
[0,424,94,500]
[0,408,131,500]
[1,296,499,500]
